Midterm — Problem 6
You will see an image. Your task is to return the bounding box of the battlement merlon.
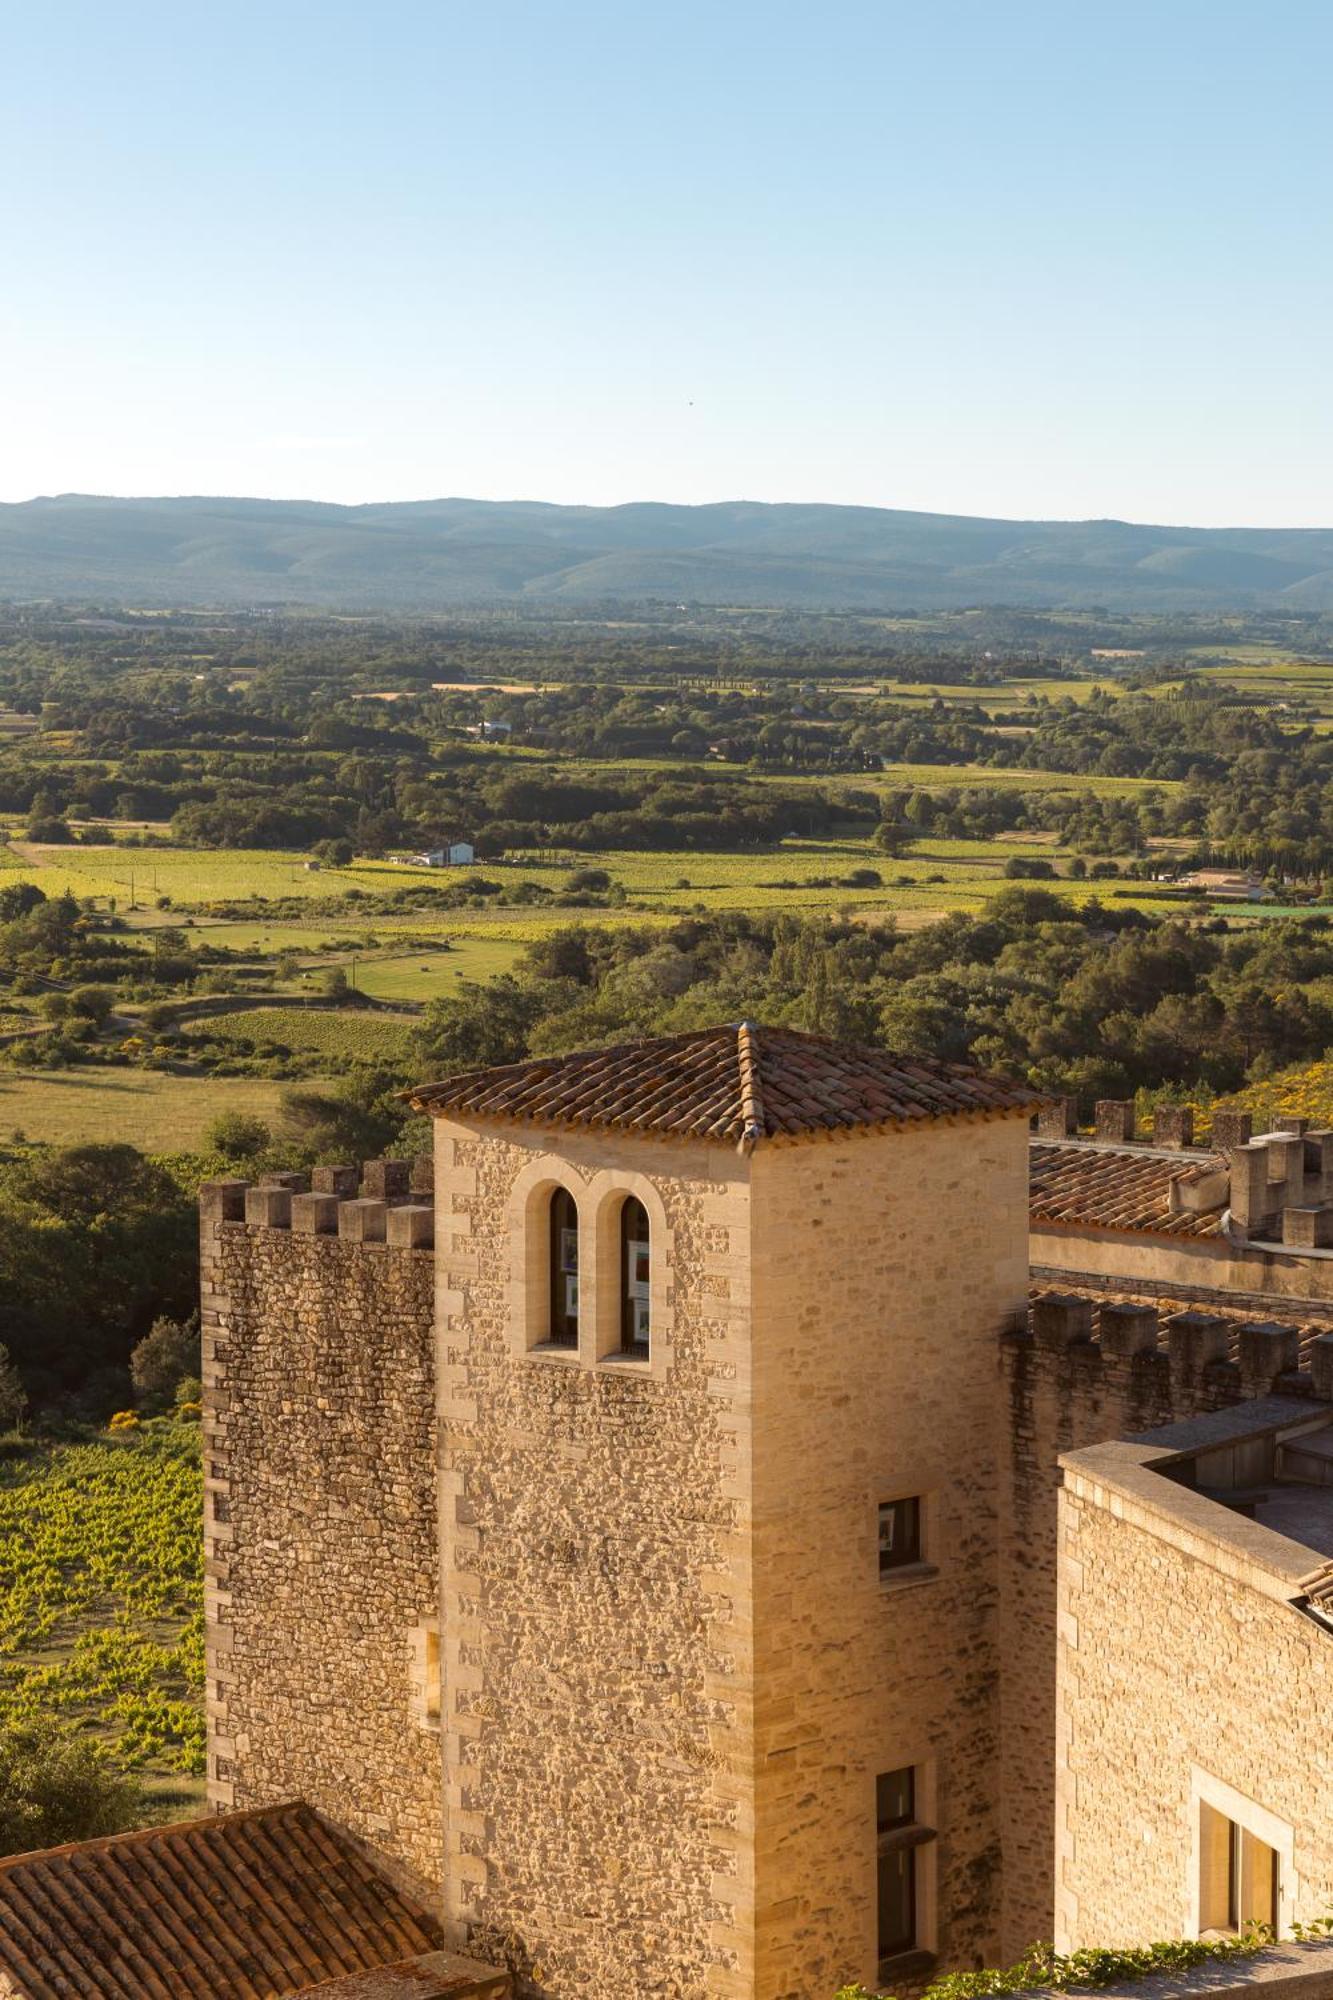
[1009,1291,1333,1405]
[199,1154,435,1250]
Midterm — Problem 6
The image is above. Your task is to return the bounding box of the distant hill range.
[5,493,1333,612]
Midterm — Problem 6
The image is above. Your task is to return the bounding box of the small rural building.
[406,842,476,868]
[1178,868,1272,900]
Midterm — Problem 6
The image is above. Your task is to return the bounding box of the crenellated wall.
[201,1156,445,1908]
[998,1292,1333,1957]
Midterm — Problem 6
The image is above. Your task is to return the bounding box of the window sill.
[600,1349,650,1369]
[878,1949,937,1983]
[879,1561,940,1593]
[528,1341,581,1364]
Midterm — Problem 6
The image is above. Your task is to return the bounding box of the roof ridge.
[736,1020,765,1148]
[0,1798,311,1874]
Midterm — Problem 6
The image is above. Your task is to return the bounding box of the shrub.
[1003,857,1056,880]
[130,1314,201,1413]
[68,985,115,1026]
[205,1111,271,1161]
[833,1928,1282,2000]
[0,1721,149,1857]
[0,1343,27,1434]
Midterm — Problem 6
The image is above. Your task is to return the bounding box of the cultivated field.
[198,1006,415,1062]
[0,1422,205,1817]
[0,1071,310,1150]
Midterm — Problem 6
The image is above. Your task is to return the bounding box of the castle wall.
[998,1303,1320,1959]
[201,1175,444,1905]
[433,1117,754,2000]
[1030,1225,1333,1309]
[1056,1445,1333,1950]
[747,1113,1031,1997]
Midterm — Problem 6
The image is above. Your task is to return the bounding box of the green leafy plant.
[834,1929,1290,2000]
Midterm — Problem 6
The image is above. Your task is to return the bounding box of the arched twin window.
[540,1186,652,1357]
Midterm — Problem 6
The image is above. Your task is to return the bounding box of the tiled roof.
[0,1802,444,2000]
[407,1022,1044,1146]
[1029,1140,1228,1238]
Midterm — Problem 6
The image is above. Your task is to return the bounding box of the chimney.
[1211,1110,1253,1153]
[1037,1096,1078,1141]
[1229,1141,1275,1231]
[1305,1130,1333,1203]
[1095,1099,1136,1144]
[1153,1105,1195,1150]
[1267,1134,1307,1212]
[1282,1207,1333,1250]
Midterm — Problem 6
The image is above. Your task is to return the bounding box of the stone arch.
[586,1166,675,1372]
[507,1154,592,1359]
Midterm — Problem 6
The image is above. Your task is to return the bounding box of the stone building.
[201,1023,1044,1999]
[81,1031,1333,2000]
[1057,1402,1333,1951]
[183,1034,1333,2000]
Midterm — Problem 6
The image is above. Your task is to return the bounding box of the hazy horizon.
[8,491,1333,537]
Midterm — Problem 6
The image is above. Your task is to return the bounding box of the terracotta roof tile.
[0,1803,443,2000]
[406,1023,1044,1146]
[1029,1139,1228,1238]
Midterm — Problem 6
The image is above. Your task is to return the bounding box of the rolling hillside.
[4,493,1333,611]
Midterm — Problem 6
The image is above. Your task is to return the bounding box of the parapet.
[1013,1289,1329,1403]
[200,1155,435,1251]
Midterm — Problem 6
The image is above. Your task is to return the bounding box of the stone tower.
[409,1023,1039,1999]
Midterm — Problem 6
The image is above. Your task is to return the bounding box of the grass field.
[0,1071,314,1149]
[195,1007,415,1062]
[0,1422,204,1817]
[190,923,531,985]
[0,829,1282,982]
[0,842,463,906]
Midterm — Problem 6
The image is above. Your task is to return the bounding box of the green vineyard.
[0,1422,204,1785]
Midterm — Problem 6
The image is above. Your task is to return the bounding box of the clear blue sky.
[2,0,1330,524]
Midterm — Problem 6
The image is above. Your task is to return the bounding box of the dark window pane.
[877,1766,914,1832]
[878,1845,915,1958]
[549,1188,579,1347]
[620,1196,650,1354]
[879,1497,922,1573]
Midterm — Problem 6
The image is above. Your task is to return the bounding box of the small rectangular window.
[409,1619,442,1732]
[876,1764,934,1969]
[879,1497,922,1575]
[424,1626,441,1722]
[1199,1801,1279,1936]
